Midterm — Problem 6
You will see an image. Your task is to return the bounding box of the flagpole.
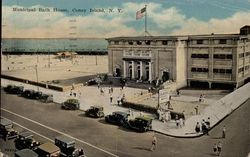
[145,5,147,35]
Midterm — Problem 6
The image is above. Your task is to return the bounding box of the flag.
[136,7,146,20]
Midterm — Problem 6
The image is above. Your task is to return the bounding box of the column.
[208,82,212,89]
[132,61,135,79]
[123,60,126,78]
[149,61,152,82]
[140,61,143,80]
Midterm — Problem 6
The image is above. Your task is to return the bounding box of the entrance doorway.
[146,67,149,81]
[115,68,121,77]
[162,71,169,82]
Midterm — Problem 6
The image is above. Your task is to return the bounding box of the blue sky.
[2,0,250,38]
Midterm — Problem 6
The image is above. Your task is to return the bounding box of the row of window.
[239,65,250,72]
[191,68,232,74]
[194,39,231,45]
[191,54,233,59]
[239,52,250,58]
[213,69,232,74]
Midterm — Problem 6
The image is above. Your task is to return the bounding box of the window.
[239,53,244,58]
[114,41,119,45]
[245,65,250,70]
[213,69,232,74]
[226,69,232,73]
[246,52,250,56]
[128,41,133,45]
[191,54,209,58]
[219,39,227,44]
[162,40,168,45]
[145,41,151,45]
[238,67,244,73]
[191,67,209,72]
[197,40,203,44]
[137,41,142,45]
[226,54,232,59]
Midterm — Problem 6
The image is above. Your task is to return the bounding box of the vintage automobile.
[40,94,53,103]
[105,111,129,127]
[55,135,85,157]
[21,89,36,99]
[128,116,153,132]
[61,99,80,110]
[35,142,60,157]
[85,106,104,118]
[0,118,18,141]
[15,148,38,157]
[4,85,24,94]
[14,132,41,150]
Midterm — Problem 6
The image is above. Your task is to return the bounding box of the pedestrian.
[199,94,203,102]
[98,83,100,89]
[195,106,199,115]
[108,87,111,94]
[150,134,157,151]
[195,122,201,133]
[73,93,76,97]
[110,95,113,103]
[213,143,217,155]
[100,88,104,95]
[206,117,211,135]
[179,118,183,128]
[177,90,180,96]
[117,97,120,106]
[175,115,179,128]
[222,126,226,138]
[111,87,113,93]
[217,141,222,156]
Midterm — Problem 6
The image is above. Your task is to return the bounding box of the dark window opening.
[191,54,209,58]
[114,41,119,45]
[162,40,168,45]
[145,41,151,45]
[137,41,142,45]
[191,68,209,72]
[197,40,204,44]
[219,39,227,44]
[226,54,232,59]
[128,41,133,45]
[239,53,244,58]
[213,69,232,74]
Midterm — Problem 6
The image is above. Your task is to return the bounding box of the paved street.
[1,89,249,157]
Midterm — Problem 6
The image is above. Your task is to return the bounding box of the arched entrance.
[115,68,121,77]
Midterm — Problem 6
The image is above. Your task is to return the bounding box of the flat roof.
[106,33,240,41]
[38,142,60,153]
[55,135,75,144]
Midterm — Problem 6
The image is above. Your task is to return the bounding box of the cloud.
[2,3,250,38]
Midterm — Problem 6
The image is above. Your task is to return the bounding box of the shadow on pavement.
[132,146,151,151]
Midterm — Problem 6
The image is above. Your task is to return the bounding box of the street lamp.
[35,65,39,91]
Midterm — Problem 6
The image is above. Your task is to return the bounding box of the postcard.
[1,0,250,157]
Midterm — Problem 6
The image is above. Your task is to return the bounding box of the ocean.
[1,38,108,53]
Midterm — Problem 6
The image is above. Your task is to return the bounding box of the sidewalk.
[1,78,250,137]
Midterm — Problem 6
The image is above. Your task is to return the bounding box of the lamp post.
[35,65,39,91]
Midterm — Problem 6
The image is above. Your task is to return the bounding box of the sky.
[2,0,250,38]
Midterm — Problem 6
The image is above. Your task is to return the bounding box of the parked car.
[15,149,38,157]
[4,85,24,94]
[35,142,60,157]
[85,106,104,118]
[61,99,80,110]
[21,89,36,99]
[14,132,41,150]
[40,94,53,103]
[0,118,18,141]
[55,135,85,157]
[33,91,43,100]
[128,116,153,132]
[105,111,129,127]
[86,79,97,86]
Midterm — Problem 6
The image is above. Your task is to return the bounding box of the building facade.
[106,26,250,89]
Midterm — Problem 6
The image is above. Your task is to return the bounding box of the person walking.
[195,106,199,115]
[217,141,222,156]
[195,122,201,133]
[213,143,217,155]
[110,95,113,104]
[150,134,157,151]
[222,126,226,138]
